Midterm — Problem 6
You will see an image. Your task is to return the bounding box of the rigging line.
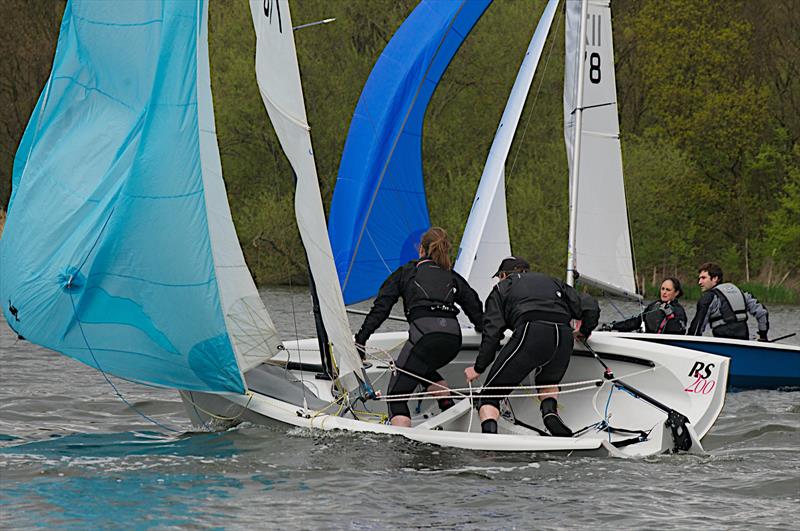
[380,383,601,401]
[342,1,469,293]
[286,273,309,412]
[506,1,563,182]
[467,381,474,432]
[183,391,255,422]
[365,228,394,276]
[569,101,616,114]
[604,384,614,442]
[75,206,117,273]
[606,295,628,319]
[186,391,213,432]
[67,292,182,434]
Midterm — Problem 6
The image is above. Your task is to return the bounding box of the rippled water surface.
[1,290,798,529]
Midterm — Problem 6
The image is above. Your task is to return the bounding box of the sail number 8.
[589,52,601,84]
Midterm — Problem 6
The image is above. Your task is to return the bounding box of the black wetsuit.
[355,258,483,419]
[611,299,687,334]
[474,272,593,410]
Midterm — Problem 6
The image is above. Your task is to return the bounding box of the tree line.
[1,0,797,300]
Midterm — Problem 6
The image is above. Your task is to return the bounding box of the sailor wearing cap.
[464,257,597,436]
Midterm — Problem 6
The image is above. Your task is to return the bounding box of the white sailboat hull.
[180,330,727,457]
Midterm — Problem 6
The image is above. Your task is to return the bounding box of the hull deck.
[180,330,728,457]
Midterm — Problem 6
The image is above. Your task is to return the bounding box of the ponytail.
[419,227,452,270]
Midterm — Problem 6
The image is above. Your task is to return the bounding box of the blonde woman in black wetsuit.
[354,227,483,427]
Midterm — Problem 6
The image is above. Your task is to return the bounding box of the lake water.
[1,289,798,529]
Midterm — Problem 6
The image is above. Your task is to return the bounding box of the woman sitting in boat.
[354,227,483,428]
[608,277,687,334]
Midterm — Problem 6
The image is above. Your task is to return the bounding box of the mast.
[566,0,589,287]
[307,262,334,378]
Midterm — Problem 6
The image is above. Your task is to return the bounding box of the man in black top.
[687,262,769,341]
[464,257,597,436]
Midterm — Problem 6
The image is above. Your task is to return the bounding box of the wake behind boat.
[0,0,728,457]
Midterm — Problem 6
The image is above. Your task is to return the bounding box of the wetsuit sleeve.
[578,293,600,336]
[355,266,403,344]
[474,287,507,374]
[688,291,715,336]
[744,292,769,334]
[452,271,484,331]
[562,284,583,320]
[610,314,643,332]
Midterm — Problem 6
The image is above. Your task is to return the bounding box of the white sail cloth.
[564,0,638,298]
[198,1,283,372]
[455,0,560,304]
[249,0,363,381]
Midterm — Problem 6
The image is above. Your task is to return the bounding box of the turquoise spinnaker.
[0,0,280,394]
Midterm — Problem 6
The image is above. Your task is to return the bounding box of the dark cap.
[492,256,530,277]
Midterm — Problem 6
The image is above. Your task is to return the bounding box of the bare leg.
[479,405,500,422]
[539,385,559,401]
[478,404,500,433]
[391,415,412,427]
[426,379,449,398]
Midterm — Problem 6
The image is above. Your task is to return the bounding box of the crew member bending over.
[465,257,597,436]
[354,227,483,427]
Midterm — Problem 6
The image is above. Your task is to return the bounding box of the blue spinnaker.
[328,0,492,304]
[0,0,249,393]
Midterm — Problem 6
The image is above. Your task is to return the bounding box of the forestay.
[455,0,560,304]
[329,0,492,304]
[249,0,363,382]
[0,0,281,393]
[564,0,638,298]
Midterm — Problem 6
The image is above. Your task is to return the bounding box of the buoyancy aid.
[643,302,670,332]
[710,282,747,328]
[502,272,578,326]
[406,259,457,319]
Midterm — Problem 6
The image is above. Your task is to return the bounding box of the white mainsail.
[197,0,283,372]
[564,0,638,298]
[249,0,363,382]
[455,0,559,303]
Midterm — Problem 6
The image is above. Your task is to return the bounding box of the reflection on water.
[1,291,798,529]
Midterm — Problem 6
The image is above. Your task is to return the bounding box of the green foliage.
[676,282,799,305]
[0,0,64,207]
[1,0,797,298]
[762,147,800,282]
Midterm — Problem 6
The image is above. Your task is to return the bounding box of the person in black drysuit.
[464,257,598,436]
[354,227,483,427]
[688,262,769,340]
[608,277,688,334]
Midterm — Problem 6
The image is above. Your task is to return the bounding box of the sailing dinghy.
[1,0,727,456]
